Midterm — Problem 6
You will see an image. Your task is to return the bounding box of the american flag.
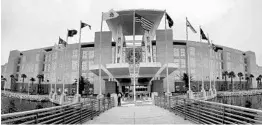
[135,13,154,31]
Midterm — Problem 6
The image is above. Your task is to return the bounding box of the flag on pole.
[165,13,174,28]
[186,19,197,33]
[58,37,67,47]
[68,29,77,37]
[103,9,119,20]
[81,22,91,29]
[200,28,208,41]
[135,13,154,31]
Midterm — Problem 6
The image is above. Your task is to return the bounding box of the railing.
[1,97,114,124]
[155,96,262,124]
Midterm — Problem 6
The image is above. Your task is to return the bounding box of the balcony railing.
[154,96,262,124]
[1,97,114,124]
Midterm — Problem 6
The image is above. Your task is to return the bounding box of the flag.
[58,37,67,47]
[68,29,77,37]
[200,28,208,41]
[103,9,119,20]
[186,19,197,33]
[81,22,91,29]
[135,13,154,31]
[166,13,174,28]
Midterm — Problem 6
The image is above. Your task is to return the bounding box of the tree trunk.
[231,78,233,92]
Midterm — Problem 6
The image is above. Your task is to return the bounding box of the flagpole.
[63,32,69,94]
[165,10,169,94]
[186,17,192,94]
[199,26,205,96]
[99,12,103,96]
[207,34,212,94]
[77,21,82,98]
[133,10,136,104]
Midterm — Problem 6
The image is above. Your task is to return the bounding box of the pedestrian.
[117,92,122,106]
[107,93,110,98]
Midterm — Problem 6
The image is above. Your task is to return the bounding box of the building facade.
[2,9,261,96]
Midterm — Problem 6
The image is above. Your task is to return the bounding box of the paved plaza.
[85,105,192,124]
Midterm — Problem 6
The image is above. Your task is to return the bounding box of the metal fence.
[155,96,262,124]
[1,97,114,124]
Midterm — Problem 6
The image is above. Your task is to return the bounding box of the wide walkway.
[85,105,192,124]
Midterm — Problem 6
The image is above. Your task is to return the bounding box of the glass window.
[82,61,88,71]
[180,48,185,57]
[72,49,78,58]
[36,54,40,61]
[82,51,88,59]
[52,62,56,71]
[227,62,231,71]
[227,52,231,60]
[190,57,195,68]
[89,60,94,67]
[180,59,186,68]
[34,64,38,72]
[72,60,78,70]
[189,47,195,57]
[174,48,179,57]
[89,50,94,59]
[174,59,180,67]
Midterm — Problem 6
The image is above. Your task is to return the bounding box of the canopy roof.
[106,9,165,40]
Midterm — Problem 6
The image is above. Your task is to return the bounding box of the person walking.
[117,92,122,106]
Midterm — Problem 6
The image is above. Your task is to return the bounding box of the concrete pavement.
[84,105,193,124]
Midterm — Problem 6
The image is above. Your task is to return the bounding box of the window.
[180,59,186,68]
[180,48,185,57]
[221,62,224,70]
[174,59,180,67]
[17,58,21,64]
[190,57,195,68]
[89,50,94,59]
[42,64,45,71]
[72,60,78,70]
[89,60,94,66]
[36,54,40,61]
[173,48,179,57]
[52,62,56,71]
[52,52,57,60]
[16,66,20,72]
[189,47,195,57]
[82,61,88,71]
[227,62,231,71]
[82,51,88,59]
[72,49,78,58]
[34,64,38,72]
[227,52,231,60]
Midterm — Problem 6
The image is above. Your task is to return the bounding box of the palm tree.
[30,77,35,94]
[10,75,15,91]
[222,71,229,91]
[256,77,260,89]
[245,75,250,90]
[259,75,262,88]
[180,73,193,93]
[21,74,27,93]
[250,74,254,89]
[228,71,236,91]
[37,74,44,94]
[237,72,243,90]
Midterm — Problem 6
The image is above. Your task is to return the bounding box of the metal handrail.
[154,96,262,124]
[1,97,115,124]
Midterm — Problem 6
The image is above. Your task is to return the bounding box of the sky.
[1,0,262,66]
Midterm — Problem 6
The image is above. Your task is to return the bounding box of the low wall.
[217,89,262,97]
[1,91,49,102]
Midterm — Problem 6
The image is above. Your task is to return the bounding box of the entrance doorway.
[122,85,149,101]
